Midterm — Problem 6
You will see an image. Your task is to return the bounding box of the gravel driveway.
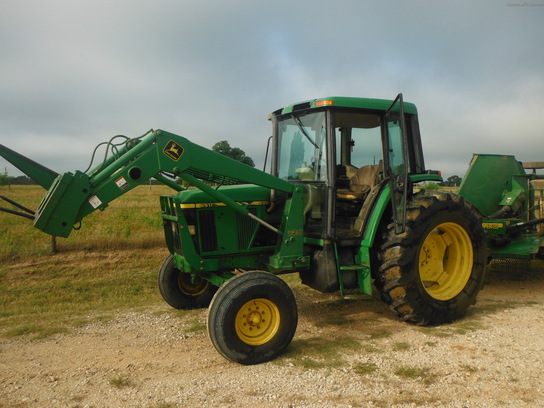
[1,260,544,408]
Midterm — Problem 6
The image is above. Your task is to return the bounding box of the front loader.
[0,94,487,364]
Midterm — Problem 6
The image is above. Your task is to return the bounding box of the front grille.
[198,210,217,252]
[237,209,258,250]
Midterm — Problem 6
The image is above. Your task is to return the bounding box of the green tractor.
[0,94,488,364]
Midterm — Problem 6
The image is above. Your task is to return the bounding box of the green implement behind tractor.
[1,94,492,364]
[458,154,544,260]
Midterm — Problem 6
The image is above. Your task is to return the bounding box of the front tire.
[377,191,487,325]
[158,255,217,310]
[207,271,298,365]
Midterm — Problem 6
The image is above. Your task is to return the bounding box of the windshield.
[277,112,327,181]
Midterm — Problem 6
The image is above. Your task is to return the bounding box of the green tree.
[424,181,441,190]
[441,175,462,187]
[212,141,255,167]
[0,169,8,187]
[5,175,36,185]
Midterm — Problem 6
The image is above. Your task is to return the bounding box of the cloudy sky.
[1,0,543,180]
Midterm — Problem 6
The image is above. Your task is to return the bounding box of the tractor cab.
[270,95,427,242]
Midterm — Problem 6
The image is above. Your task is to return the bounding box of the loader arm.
[0,129,296,238]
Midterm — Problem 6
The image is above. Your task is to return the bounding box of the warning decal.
[88,195,102,209]
[115,177,130,190]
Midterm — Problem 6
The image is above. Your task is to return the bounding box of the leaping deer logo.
[163,141,184,161]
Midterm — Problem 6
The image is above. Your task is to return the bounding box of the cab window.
[335,111,383,171]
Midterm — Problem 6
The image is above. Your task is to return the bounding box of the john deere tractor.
[0,94,487,364]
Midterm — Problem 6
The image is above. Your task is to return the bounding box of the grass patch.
[354,362,379,375]
[418,327,456,338]
[186,317,206,333]
[4,324,69,340]
[472,299,537,317]
[392,342,411,351]
[451,320,486,334]
[369,329,392,340]
[418,318,486,339]
[394,365,437,384]
[314,315,354,328]
[282,336,361,369]
[362,344,383,353]
[109,374,133,388]
[460,364,479,373]
[394,365,428,378]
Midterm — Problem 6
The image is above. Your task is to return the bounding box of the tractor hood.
[172,184,275,207]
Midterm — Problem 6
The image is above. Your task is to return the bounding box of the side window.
[350,127,382,168]
[334,112,383,170]
[386,120,405,175]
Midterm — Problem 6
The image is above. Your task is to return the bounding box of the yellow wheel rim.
[235,299,280,346]
[419,222,473,301]
[178,274,209,297]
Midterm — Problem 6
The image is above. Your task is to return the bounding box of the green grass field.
[0,185,177,338]
[0,184,174,261]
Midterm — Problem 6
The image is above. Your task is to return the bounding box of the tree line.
[0,174,36,185]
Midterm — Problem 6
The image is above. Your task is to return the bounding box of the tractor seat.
[337,164,381,201]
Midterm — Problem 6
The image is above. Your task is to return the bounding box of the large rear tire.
[158,255,217,310]
[377,191,487,325]
[207,271,298,365]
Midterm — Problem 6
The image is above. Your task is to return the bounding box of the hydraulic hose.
[506,218,544,234]
[488,205,513,219]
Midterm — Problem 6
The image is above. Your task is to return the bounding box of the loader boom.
[0,129,298,238]
[0,143,58,190]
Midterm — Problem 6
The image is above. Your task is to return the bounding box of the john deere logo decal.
[163,140,184,161]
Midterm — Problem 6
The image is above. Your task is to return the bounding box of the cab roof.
[274,96,418,116]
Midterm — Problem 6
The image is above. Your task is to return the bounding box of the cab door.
[384,94,409,234]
